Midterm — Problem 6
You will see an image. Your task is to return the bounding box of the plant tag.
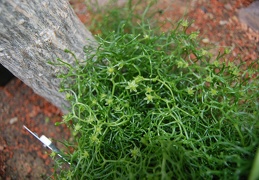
[39,135,52,147]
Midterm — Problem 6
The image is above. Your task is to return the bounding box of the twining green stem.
[54,1,259,179]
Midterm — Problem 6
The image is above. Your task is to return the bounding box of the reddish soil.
[0,0,258,179]
[0,79,70,179]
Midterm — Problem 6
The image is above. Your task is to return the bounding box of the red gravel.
[0,79,70,179]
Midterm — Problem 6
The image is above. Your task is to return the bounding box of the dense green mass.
[56,20,259,179]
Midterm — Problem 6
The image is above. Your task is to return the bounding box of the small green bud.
[181,20,189,27]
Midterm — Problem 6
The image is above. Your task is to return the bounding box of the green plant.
[249,147,259,180]
[54,1,259,179]
[86,0,161,36]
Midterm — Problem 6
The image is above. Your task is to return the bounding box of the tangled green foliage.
[55,20,259,179]
[53,1,259,179]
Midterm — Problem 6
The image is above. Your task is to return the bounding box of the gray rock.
[238,1,259,32]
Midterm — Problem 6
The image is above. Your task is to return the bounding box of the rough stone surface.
[238,1,259,32]
[0,0,97,113]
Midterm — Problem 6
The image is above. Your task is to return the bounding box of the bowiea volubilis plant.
[54,1,259,179]
[56,25,259,179]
